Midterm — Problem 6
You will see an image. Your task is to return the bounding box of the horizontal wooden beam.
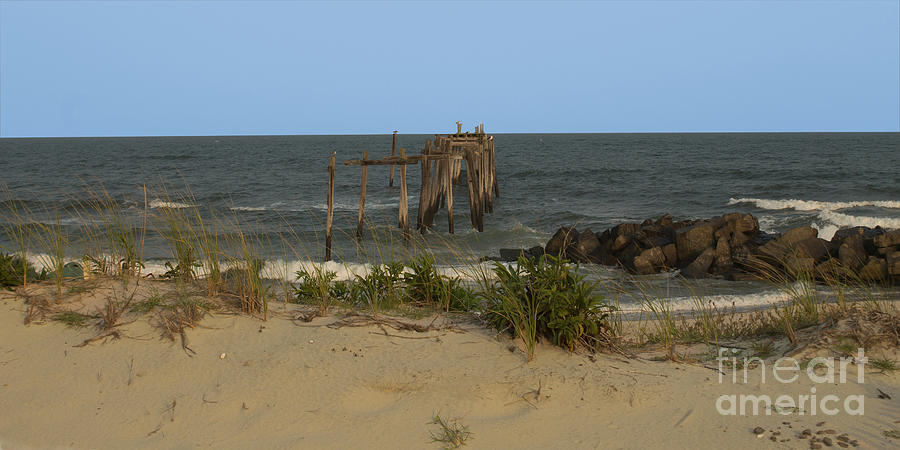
[344,153,463,166]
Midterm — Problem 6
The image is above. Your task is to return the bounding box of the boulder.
[681,248,716,278]
[611,234,631,252]
[874,230,900,248]
[616,241,643,271]
[646,235,674,248]
[612,223,641,237]
[642,224,676,243]
[733,214,759,234]
[731,245,753,268]
[752,231,778,246]
[778,226,818,248]
[662,243,678,267]
[831,226,874,246]
[838,236,867,271]
[713,238,733,274]
[633,247,667,275]
[858,256,888,282]
[545,227,578,257]
[758,240,789,264]
[784,257,816,276]
[498,247,545,262]
[675,222,716,263]
[888,251,900,278]
[498,248,525,261]
[573,228,601,262]
[814,258,844,280]
[793,238,833,262]
[657,213,673,227]
[729,231,751,248]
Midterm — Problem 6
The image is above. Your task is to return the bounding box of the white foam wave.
[618,288,807,315]
[811,210,900,240]
[149,200,193,209]
[728,197,900,211]
[229,199,403,213]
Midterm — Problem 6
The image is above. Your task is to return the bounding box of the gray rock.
[681,248,716,278]
[785,257,816,276]
[545,227,578,257]
[888,251,900,277]
[733,213,759,234]
[831,226,874,246]
[662,243,678,267]
[612,223,641,237]
[858,256,888,282]
[793,238,833,262]
[634,247,666,274]
[573,228,601,262]
[730,231,751,247]
[498,248,527,261]
[713,238,733,273]
[778,226,818,247]
[657,213,673,227]
[814,258,844,279]
[675,222,716,263]
[838,237,867,271]
[873,229,900,248]
[611,234,631,252]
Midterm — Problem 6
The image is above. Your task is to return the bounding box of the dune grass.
[2,182,897,362]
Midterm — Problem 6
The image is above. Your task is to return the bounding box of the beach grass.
[1,183,897,363]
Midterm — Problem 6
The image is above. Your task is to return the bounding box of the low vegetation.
[1,184,898,364]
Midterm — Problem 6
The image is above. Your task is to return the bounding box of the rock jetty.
[491,213,899,284]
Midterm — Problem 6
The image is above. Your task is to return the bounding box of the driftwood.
[327,313,455,334]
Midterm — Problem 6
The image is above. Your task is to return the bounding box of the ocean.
[2,132,898,310]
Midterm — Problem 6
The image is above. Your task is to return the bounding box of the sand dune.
[0,283,898,449]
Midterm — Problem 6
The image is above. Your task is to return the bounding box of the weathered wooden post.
[490,138,499,198]
[325,152,336,261]
[389,130,398,187]
[356,149,368,240]
[444,152,454,233]
[417,141,431,232]
[398,148,409,239]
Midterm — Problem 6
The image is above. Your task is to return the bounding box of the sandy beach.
[1,279,898,449]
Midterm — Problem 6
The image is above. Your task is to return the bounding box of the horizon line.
[2,129,899,139]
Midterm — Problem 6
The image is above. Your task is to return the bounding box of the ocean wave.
[229,198,403,213]
[618,289,797,314]
[728,197,900,211]
[811,210,900,240]
[149,199,194,209]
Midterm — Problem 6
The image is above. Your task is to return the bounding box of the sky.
[0,1,898,137]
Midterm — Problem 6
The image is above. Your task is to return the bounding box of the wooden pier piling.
[325,152,335,261]
[339,123,497,244]
[356,149,368,240]
[398,148,409,239]
[389,130,397,187]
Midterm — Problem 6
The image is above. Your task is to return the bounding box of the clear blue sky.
[1,1,898,137]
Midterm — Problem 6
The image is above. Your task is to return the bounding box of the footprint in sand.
[338,381,422,416]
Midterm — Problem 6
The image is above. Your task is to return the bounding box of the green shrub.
[404,253,478,312]
[0,252,42,288]
[353,262,406,316]
[485,255,614,359]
